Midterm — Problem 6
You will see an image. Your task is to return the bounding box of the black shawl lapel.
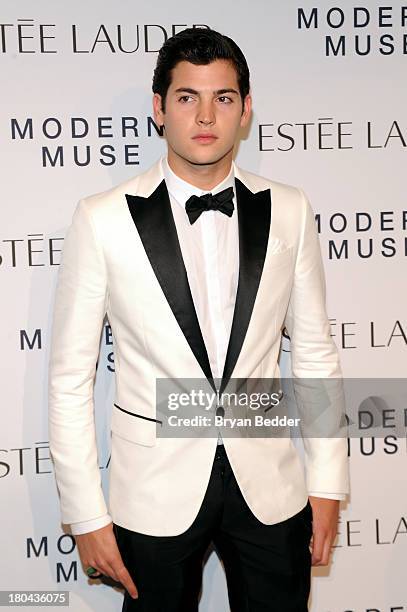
[219,178,272,395]
[125,180,216,391]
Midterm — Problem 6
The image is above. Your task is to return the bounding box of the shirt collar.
[161,155,235,209]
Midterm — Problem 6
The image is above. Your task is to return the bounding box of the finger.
[84,564,104,579]
[319,532,334,566]
[85,558,113,580]
[311,530,325,566]
[93,558,119,581]
[107,544,139,599]
[111,562,138,599]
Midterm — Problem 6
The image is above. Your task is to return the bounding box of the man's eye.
[178,95,193,103]
[218,96,232,103]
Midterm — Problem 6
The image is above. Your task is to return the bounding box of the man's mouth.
[192,133,218,143]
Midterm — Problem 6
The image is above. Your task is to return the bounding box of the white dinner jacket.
[48,158,350,536]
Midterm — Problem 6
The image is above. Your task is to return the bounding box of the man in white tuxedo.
[48,27,349,611]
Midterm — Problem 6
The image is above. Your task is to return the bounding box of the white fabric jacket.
[48,158,350,536]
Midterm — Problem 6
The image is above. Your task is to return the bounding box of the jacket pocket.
[110,403,159,447]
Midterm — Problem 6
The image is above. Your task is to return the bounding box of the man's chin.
[179,150,232,167]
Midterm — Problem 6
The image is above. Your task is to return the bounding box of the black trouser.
[113,443,312,612]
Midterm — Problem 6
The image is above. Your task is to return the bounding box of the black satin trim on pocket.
[114,403,163,426]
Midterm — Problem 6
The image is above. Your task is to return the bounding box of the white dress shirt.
[70,156,345,535]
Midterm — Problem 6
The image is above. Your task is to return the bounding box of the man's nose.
[196,102,215,126]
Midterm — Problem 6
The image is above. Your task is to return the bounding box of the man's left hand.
[308,496,340,566]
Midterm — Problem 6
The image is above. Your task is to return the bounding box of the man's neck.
[166,150,233,191]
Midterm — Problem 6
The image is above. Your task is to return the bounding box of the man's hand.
[74,522,138,599]
[308,496,340,566]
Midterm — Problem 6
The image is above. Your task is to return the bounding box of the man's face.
[153,59,251,167]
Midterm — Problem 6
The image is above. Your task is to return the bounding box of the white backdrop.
[1,1,406,611]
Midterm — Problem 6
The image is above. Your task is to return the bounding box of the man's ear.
[153,93,165,127]
[240,93,252,127]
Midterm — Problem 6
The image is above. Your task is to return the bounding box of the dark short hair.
[152,27,250,112]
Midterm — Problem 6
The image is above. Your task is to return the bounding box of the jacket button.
[215,406,225,417]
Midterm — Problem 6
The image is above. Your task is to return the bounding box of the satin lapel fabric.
[125,177,271,395]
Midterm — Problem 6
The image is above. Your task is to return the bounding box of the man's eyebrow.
[215,88,239,95]
[174,87,239,95]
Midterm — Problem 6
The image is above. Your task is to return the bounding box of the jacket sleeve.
[70,514,112,535]
[48,198,110,526]
[283,188,350,498]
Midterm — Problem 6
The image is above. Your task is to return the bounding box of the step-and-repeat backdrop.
[1,1,405,610]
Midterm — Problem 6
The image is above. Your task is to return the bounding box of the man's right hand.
[74,522,138,600]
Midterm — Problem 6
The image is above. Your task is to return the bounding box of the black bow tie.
[185,186,235,225]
